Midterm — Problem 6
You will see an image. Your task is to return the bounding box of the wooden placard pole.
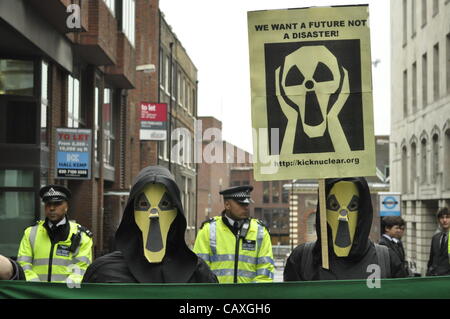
[318,179,329,269]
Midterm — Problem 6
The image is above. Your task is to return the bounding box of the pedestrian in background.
[379,216,409,277]
[426,207,450,276]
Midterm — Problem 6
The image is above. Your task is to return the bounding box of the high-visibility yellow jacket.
[194,216,274,283]
[17,220,93,284]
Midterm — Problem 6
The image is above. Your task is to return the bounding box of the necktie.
[440,232,448,254]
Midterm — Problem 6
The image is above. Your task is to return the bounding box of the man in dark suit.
[379,216,409,277]
[427,207,450,276]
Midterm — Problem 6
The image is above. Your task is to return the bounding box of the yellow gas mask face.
[134,183,177,263]
[326,181,359,257]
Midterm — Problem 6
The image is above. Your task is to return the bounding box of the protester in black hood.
[284,177,404,281]
[83,166,217,283]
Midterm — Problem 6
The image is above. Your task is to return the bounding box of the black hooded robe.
[284,177,404,281]
[82,166,217,283]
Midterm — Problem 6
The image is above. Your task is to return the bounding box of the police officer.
[16,185,93,283]
[194,185,275,283]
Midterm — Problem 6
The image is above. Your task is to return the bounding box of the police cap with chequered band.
[39,185,71,203]
[219,185,254,204]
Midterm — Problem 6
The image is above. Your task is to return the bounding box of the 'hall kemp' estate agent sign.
[248,5,375,181]
[55,128,92,179]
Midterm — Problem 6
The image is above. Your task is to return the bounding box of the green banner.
[1,276,450,299]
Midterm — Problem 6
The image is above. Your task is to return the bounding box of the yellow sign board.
[248,5,375,181]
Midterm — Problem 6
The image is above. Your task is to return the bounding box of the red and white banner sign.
[140,102,167,141]
[140,102,167,122]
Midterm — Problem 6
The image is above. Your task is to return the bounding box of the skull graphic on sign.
[275,45,351,154]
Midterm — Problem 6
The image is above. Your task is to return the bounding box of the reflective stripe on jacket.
[194,216,274,283]
[17,221,93,283]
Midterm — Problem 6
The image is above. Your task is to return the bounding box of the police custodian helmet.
[39,185,71,203]
[219,185,254,204]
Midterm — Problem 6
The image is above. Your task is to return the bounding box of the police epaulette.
[200,218,215,229]
[256,219,269,230]
[78,225,93,238]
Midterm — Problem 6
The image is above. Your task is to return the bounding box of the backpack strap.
[375,243,390,278]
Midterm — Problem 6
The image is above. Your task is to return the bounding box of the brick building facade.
[196,116,290,246]
[0,0,199,257]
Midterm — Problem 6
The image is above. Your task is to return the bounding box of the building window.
[421,138,427,184]
[159,48,165,91]
[433,0,439,16]
[272,181,280,203]
[180,176,194,229]
[403,0,407,45]
[421,0,427,27]
[0,59,34,96]
[432,134,439,184]
[189,89,195,115]
[103,88,115,167]
[271,208,288,231]
[177,71,182,106]
[305,213,317,242]
[254,208,262,220]
[433,43,440,101]
[68,75,81,128]
[178,75,184,108]
[190,137,194,169]
[171,62,177,99]
[412,61,417,112]
[242,180,249,185]
[165,55,170,94]
[422,53,428,108]
[103,0,115,16]
[282,186,289,203]
[188,178,195,227]
[122,0,135,47]
[1,100,37,144]
[263,209,272,228]
[263,181,270,203]
[307,213,316,235]
[0,170,35,256]
[447,34,450,94]
[445,130,450,190]
[402,146,408,192]
[231,181,240,187]
[403,69,408,117]
[410,142,417,193]
[192,88,196,116]
[158,140,168,161]
[0,170,33,187]
[411,0,416,37]
[185,81,190,111]
[40,61,49,148]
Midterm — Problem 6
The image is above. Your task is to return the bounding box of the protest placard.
[248,5,375,181]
